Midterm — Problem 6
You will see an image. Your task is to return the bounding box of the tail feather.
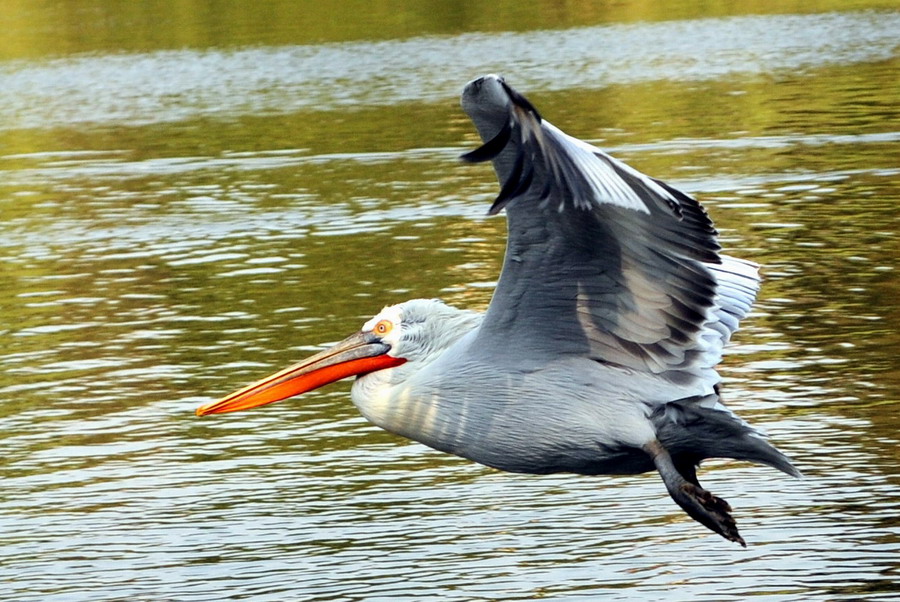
[647,396,798,544]
[653,397,801,478]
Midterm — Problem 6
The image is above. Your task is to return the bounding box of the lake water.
[1,3,898,601]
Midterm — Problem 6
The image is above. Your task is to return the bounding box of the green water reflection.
[0,3,898,601]
[3,0,897,60]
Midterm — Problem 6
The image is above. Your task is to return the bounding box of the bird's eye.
[373,319,393,336]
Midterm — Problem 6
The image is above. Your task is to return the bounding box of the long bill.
[195,331,406,416]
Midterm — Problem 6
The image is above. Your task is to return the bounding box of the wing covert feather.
[460,76,759,389]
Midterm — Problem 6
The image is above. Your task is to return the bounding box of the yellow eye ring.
[373,319,393,336]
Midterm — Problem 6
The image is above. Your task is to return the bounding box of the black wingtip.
[462,79,543,215]
[487,151,533,215]
[500,80,542,122]
[460,121,512,163]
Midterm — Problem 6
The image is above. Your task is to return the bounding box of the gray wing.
[460,75,759,390]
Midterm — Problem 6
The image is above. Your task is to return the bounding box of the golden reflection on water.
[0,4,898,601]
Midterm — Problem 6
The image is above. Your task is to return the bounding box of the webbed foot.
[645,440,746,546]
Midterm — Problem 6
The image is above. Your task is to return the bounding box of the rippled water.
[2,11,899,130]
[1,5,898,601]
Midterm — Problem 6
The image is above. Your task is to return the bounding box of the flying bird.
[197,74,799,546]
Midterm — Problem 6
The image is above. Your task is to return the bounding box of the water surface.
[1,4,898,601]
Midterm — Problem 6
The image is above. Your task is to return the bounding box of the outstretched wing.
[460,75,759,391]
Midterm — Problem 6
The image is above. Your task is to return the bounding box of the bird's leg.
[644,439,746,547]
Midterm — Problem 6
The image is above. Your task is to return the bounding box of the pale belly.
[355,353,670,476]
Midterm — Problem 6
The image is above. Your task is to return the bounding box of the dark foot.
[673,480,745,547]
[645,440,746,547]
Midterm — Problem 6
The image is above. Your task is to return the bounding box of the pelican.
[197,75,799,546]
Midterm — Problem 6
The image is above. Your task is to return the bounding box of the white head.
[348,298,483,433]
[196,297,481,417]
[362,298,482,366]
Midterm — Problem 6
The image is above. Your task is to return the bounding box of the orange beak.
[195,331,406,416]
